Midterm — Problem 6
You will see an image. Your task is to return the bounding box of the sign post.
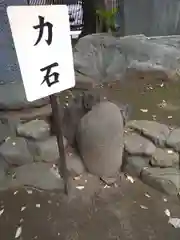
[7,5,75,194]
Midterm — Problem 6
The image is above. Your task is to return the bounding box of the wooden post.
[49,94,68,194]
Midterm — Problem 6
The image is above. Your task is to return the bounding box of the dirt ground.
[0,176,180,240]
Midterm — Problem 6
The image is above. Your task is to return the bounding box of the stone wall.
[124,120,180,196]
[0,97,180,197]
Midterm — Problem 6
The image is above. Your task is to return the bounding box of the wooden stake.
[50,94,68,194]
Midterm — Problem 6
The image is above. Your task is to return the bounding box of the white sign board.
[7,5,75,102]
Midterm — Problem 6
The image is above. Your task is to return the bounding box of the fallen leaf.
[15,226,22,238]
[125,175,135,183]
[27,190,33,194]
[21,206,26,212]
[165,209,171,217]
[0,209,4,216]
[74,175,82,181]
[20,219,24,223]
[140,109,148,113]
[152,115,157,120]
[160,83,164,87]
[145,193,151,198]
[50,166,61,179]
[140,205,148,209]
[168,217,180,228]
[76,186,84,190]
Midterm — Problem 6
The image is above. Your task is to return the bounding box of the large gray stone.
[0,120,12,144]
[126,120,170,147]
[0,155,8,181]
[66,150,85,177]
[0,137,33,166]
[17,119,51,140]
[27,136,68,163]
[10,162,63,190]
[74,33,128,83]
[61,92,131,146]
[76,101,124,177]
[124,131,156,156]
[123,155,150,177]
[166,128,180,152]
[150,148,179,168]
[141,167,180,195]
[74,34,180,83]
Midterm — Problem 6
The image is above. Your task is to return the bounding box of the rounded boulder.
[76,101,124,177]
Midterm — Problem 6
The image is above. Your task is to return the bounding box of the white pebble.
[168,116,172,119]
[36,204,40,208]
[13,191,18,195]
[163,198,168,202]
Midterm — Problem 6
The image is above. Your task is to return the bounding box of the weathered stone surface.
[28,136,68,163]
[74,34,180,83]
[66,150,85,177]
[166,128,180,152]
[123,156,150,177]
[0,104,51,121]
[0,155,8,181]
[75,72,96,89]
[0,120,12,143]
[141,167,180,195]
[0,81,49,110]
[0,137,33,166]
[112,101,132,125]
[74,33,127,83]
[151,148,179,168]
[17,119,50,140]
[76,101,124,177]
[61,92,100,145]
[126,120,170,147]
[124,131,156,156]
[11,163,63,190]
